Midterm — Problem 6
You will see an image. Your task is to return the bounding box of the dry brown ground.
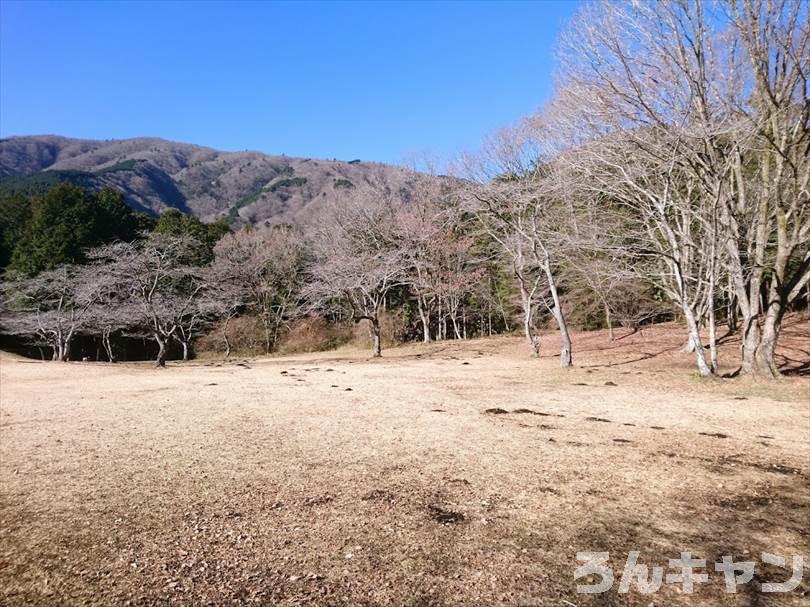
[1,321,808,607]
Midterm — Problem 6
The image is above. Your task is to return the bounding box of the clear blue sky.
[0,0,579,165]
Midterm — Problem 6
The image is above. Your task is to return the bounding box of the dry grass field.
[1,322,808,606]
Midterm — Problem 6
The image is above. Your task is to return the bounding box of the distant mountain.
[0,135,413,224]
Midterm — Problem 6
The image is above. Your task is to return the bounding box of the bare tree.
[723,0,810,375]
[212,224,307,355]
[204,256,251,360]
[461,125,574,366]
[392,174,480,343]
[552,0,809,376]
[91,235,207,367]
[437,232,482,340]
[84,285,141,362]
[393,176,448,343]
[173,291,221,361]
[306,183,406,357]
[0,265,101,361]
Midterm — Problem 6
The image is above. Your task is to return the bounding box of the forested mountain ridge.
[0,135,413,224]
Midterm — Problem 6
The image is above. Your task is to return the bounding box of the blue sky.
[0,0,579,165]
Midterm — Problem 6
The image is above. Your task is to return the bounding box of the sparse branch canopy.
[0,263,104,361]
[213,224,308,355]
[88,234,209,367]
[306,178,408,357]
[549,0,809,376]
[461,123,574,366]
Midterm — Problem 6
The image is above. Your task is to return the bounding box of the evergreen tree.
[153,208,230,264]
[3,184,153,275]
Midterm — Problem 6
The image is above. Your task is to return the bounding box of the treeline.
[0,173,660,367]
[0,183,228,274]
[1,1,807,378]
[541,0,809,377]
[0,184,150,275]
[460,0,808,378]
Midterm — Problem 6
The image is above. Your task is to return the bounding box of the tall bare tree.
[550,0,808,376]
[306,182,406,357]
[84,282,141,362]
[723,0,810,375]
[393,176,448,343]
[213,224,307,354]
[462,126,574,366]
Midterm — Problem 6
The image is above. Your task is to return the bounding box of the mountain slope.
[0,135,413,223]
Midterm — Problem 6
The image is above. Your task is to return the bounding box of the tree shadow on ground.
[558,457,809,606]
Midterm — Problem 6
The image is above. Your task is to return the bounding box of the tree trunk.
[462,308,467,339]
[518,282,539,357]
[499,304,509,332]
[155,333,168,368]
[417,297,431,343]
[605,301,614,342]
[52,329,62,361]
[438,300,446,341]
[102,329,116,363]
[262,315,272,355]
[181,340,189,362]
[222,315,232,360]
[724,162,768,376]
[554,308,573,368]
[451,315,462,340]
[436,300,442,341]
[683,305,713,377]
[738,295,790,377]
[371,317,382,358]
[740,316,761,374]
[271,308,286,353]
[726,276,738,333]
[683,334,697,353]
[523,310,539,357]
[707,298,719,374]
[754,302,783,378]
[59,339,71,362]
[544,262,572,368]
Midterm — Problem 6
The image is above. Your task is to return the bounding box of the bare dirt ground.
[1,321,808,606]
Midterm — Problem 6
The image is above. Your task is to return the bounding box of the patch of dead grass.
[1,323,808,605]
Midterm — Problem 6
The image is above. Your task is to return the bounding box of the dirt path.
[1,333,808,606]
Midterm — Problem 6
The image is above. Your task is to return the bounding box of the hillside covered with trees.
[0,135,418,224]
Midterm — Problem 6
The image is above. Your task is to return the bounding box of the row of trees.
[0,161,671,369]
[1,136,803,375]
[1,1,806,377]
[0,174,526,364]
[542,0,809,377]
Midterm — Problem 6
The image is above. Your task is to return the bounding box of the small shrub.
[349,309,408,348]
[196,315,266,357]
[268,177,307,191]
[276,316,352,354]
[95,159,138,174]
